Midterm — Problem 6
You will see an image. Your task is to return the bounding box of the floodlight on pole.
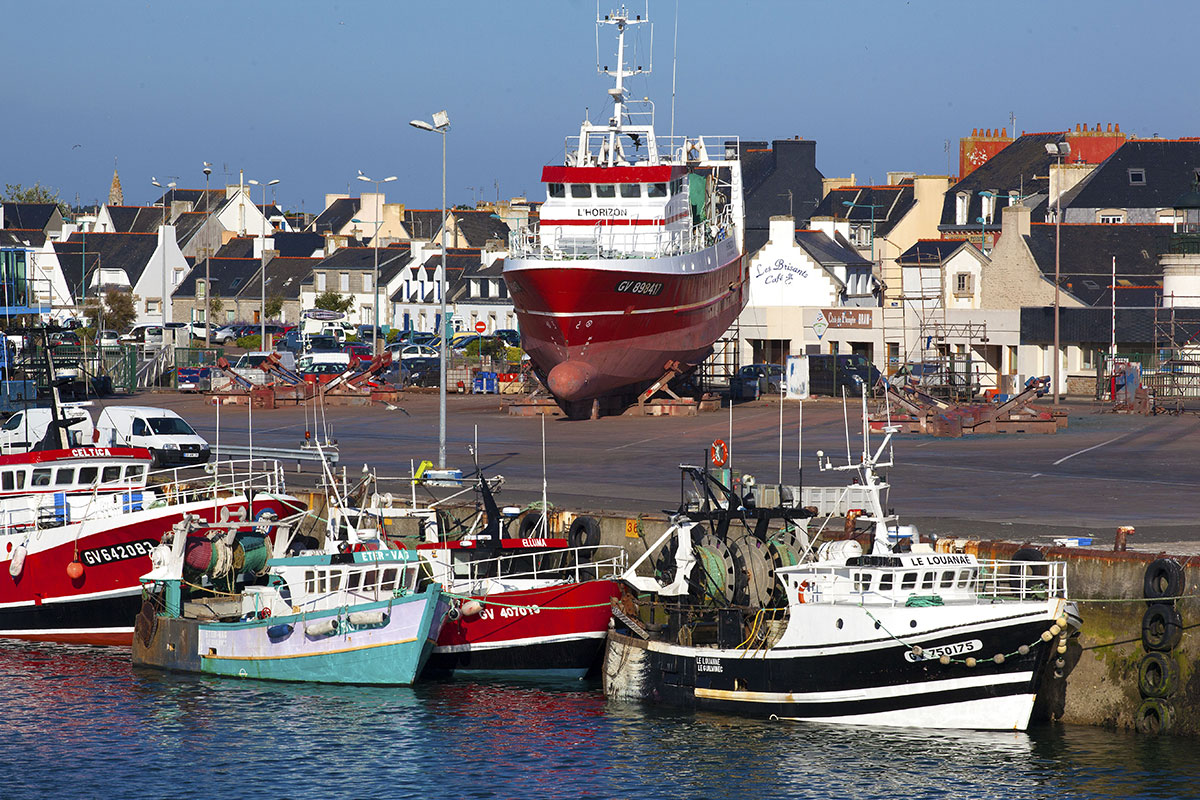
[1044,140,1070,406]
[151,177,177,326]
[355,171,399,356]
[202,162,213,346]
[410,110,451,469]
[248,177,280,345]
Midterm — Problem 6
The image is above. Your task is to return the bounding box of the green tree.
[210,297,224,318]
[313,291,354,313]
[84,288,137,331]
[264,294,284,320]
[4,182,70,216]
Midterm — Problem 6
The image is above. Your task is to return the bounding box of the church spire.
[109,157,123,205]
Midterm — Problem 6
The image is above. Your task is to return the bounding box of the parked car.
[342,342,374,367]
[305,334,342,353]
[48,331,81,349]
[119,323,165,346]
[738,363,785,396]
[493,328,521,347]
[397,344,438,360]
[297,352,351,382]
[234,351,296,371]
[94,406,211,467]
[0,406,94,454]
[213,324,251,344]
[94,330,121,349]
[398,356,440,387]
[808,354,883,397]
[390,330,439,347]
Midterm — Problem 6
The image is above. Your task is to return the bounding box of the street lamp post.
[150,177,177,325]
[248,178,280,345]
[1045,140,1071,406]
[203,162,212,346]
[410,110,451,469]
[355,171,398,356]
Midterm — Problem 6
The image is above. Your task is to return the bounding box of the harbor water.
[3,641,1197,800]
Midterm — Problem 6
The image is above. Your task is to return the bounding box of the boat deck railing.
[561,133,742,169]
[791,559,1068,606]
[509,205,736,261]
[148,458,288,504]
[439,544,627,589]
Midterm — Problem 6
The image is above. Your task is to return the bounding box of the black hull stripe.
[0,592,142,636]
[424,636,606,677]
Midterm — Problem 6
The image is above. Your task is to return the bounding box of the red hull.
[505,240,746,402]
[0,495,302,645]
[433,580,620,674]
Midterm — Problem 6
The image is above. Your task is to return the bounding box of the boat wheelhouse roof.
[542,165,688,184]
[0,446,151,467]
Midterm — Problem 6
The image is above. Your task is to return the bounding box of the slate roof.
[794,230,872,267]
[259,257,320,300]
[172,211,208,245]
[1020,306,1200,345]
[1025,222,1173,307]
[404,209,445,241]
[1062,139,1200,211]
[813,184,916,239]
[939,132,1061,230]
[106,205,165,234]
[309,197,360,235]
[154,188,225,211]
[391,248,480,302]
[215,238,255,259]
[450,210,512,248]
[57,232,158,288]
[173,256,261,299]
[738,139,825,231]
[2,203,57,231]
[270,231,324,258]
[898,239,974,265]
[0,229,47,247]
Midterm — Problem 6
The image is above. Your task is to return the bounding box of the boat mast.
[598,6,650,167]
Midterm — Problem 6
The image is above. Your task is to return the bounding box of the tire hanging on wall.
[1141,603,1183,652]
[1135,697,1175,735]
[1143,558,1185,601]
[1137,651,1179,699]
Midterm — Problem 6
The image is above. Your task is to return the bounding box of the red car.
[342,342,374,367]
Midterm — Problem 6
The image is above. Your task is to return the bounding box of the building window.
[226,309,235,322]
[954,273,974,295]
[339,272,349,292]
[1128,168,1146,186]
[363,273,372,293]
[316,272,327,292]
[1099,214,1124,224]
[981,192,996,224]
[955,192,970,226]
[196,279,206,300]
[173,268,184,286]
[147,299,160,314]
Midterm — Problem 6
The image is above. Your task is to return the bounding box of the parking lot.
[89,389,1200,553]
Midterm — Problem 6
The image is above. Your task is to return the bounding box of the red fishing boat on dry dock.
[503,6,747,417]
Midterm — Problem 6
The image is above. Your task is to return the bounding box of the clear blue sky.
[6,0,1197,216]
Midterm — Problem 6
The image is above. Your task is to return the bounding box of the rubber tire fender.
[567,515,602,550]
[1135,697,1175,735]
[1144,558,1185,601]
[1137,651,1179,699]
[1141,603,1183,652]
[515,512,543,540]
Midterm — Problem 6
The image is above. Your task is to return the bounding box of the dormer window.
[1128,168,1146,186]
[955,192,970,226]
[981,192,996,224]
[570,184,592,198]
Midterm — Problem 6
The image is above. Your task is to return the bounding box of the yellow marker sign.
[625,518,640,538]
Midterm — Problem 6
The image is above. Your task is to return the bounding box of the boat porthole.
[836,619,843,629]
[910,620,918,628]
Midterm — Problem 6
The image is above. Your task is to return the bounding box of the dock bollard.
[1115,525,1135,552]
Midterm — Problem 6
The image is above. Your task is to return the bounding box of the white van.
[0,406,94,454]
[297,352,350,376]
[94,406,211,467]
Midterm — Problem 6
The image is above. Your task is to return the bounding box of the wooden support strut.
[637,360,686,407]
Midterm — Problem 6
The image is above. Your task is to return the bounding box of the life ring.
[1144,558,1184,601]
[710,439,729,468]
[797,580,809,604]
[1142,603,1183,652]
[1137,651,1179,698]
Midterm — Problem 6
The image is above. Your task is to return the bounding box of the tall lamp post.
[355,170,398,356]
[248,178,280,345]
[150,177,177,325]
[1045,140,1071,406]
[410,110,451,469]
[202,162,212,346]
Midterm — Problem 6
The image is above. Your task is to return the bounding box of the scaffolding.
[699,319,740,391]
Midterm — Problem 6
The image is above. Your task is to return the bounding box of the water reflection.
[1,640,1199,800]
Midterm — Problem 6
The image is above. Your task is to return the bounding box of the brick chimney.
[769,215,794,244]
[1001,204,1030,239]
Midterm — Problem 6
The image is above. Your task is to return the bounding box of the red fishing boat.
[503,7,747,417]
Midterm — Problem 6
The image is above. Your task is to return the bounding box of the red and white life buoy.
[710,439,729,468]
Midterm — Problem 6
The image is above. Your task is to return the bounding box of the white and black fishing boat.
[604,412,1079,730]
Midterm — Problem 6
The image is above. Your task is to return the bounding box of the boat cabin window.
[596,184,616,198]
[347,572,361,591]
[570,184,592,198]
[102,466,122,483]
[451,551,473,579]
[671,178,684,195]
[620,184,641,198]
[921,572,935,590]
[328,572,342,592]
[381,568,398,590]
[1,471,12,491]
[878,573,893,591]
[853,572,872,592]
[32,468,52,487]
[939,570,956,588]
[648,182,668,198]
[124,465,146,482]
[547,183,565,198]
[957,569,972,587]
[55,468,75,486]
[78,466,98,484]
[900,571,918,590]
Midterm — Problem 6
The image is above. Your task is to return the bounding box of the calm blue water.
[1,641,1197,800]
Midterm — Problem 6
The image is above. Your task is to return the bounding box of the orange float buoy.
[66,561,84,580]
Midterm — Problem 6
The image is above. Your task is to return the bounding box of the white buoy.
[9,544,27,578]
[461,600,484,617]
